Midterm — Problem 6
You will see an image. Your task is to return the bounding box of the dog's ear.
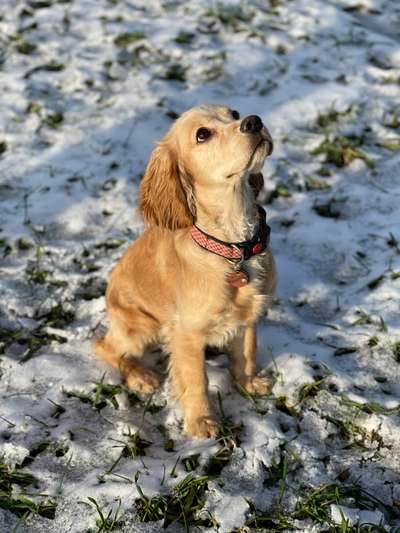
[139,142,194,230]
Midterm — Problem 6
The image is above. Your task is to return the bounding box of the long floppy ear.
[139,143,194,230]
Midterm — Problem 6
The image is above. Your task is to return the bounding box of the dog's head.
[139,104,273,230]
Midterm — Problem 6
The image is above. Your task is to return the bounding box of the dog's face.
[139,104,273,230]
[170,105,273,186]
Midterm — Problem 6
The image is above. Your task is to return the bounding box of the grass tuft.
[341,396,400,416]
[312,136,374,168]
[204,393,242,476]
[135,472,215,531]
[0,463,56,519]
[114,32,146,47]
[87,497,122,532]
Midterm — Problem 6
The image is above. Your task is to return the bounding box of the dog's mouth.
[246,136,273,171]
[226,130,273,180]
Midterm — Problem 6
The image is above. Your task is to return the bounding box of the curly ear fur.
[139,143,194,230]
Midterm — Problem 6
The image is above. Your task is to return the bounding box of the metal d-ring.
[230,245,245,272]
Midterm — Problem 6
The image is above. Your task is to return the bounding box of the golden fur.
[94,105,277,438]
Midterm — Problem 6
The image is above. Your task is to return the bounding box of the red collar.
[190,206,271,263]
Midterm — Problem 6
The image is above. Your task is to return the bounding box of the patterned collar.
[190,206,271,263]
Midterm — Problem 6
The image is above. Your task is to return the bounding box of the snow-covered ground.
[1,0,400,531]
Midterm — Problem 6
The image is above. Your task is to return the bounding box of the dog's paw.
[185,416,219,439]
[242,375,272,396]
[123,367,161,394]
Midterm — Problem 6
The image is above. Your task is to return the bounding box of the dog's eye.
[196,128,212,143]
[231,110,240,120]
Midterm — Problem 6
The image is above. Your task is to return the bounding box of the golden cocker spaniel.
[94,105,277,438]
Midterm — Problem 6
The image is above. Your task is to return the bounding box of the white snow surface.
[1,0,400,531]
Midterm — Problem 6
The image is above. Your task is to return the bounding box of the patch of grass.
[28,0,52,8]
[333,346,358,357]
[0,328,21,355]
[315,105,352,129]
[120,431,151,458]
[16,40,37,54]
[43,111,64,128]
[202,63,225,81]
[312,136,374,168]
[352,309,374,327]
[162,64,186,82]
[23,329,67,362]
[0,237,12,257]
[378,316,387,333]
[266,184,291,203]
[393,341,400,362]
[263,445,297,494]
[87,497,122,532]
[114,32,146,47]
[19,328,67,363]
[26,264,51,284]
[101,178,117,191]
[384,114,399,129]
[76,276,107,301]
[174,32,195,45]
[35,303,74,328]
[20,442,50,467]
[325,415,371,450]
[94,239,125,251]
[378,140,400,151]
[305,176,331,190]
[297,378,325,402]
[65,376,125,411]
[246,505,296,531]
[73,249,101,274]
[157,424,175,452]
[313,199,341,219]
[293,483,393,526]
[367,336,379,347]
[340,396,400,416]
[24,61,65,78]
[0,494,57,519]
[135,472,215,530]
[0,463,56,520]
[93,376,123,410]
[25,243,51,284]
[386,232,400,253]
[26,101,41,115]
[317,166,332,177]
[0,140,7,155]
[0,464,38,492]
[204,393,242,476]
[182,454,200,473]
[205,4,253,29]
[367,274,385,290]
[107,428,152,475]
[317,167,332,178]
[16,237,34,251]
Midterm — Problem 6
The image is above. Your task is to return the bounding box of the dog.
[94,105,277,438]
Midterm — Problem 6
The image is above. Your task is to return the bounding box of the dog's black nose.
[240,115,263,134]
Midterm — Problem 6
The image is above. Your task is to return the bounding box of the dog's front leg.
[169,329,218,438]
[230,325,271,395]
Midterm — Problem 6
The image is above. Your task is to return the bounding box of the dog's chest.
[205,261,266,346]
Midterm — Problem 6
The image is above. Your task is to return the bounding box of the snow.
[1,0,400,531]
